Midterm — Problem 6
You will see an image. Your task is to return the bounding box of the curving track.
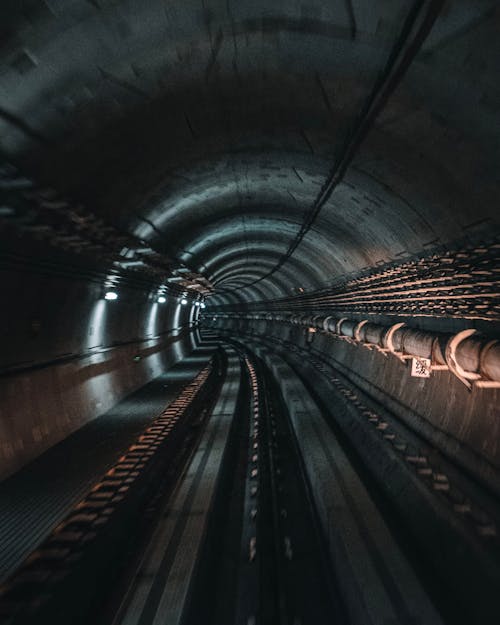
[1,333,499,624]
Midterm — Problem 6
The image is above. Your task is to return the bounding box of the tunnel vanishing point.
[0,2,499,624]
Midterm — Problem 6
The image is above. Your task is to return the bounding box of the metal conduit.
[207,313,500,388]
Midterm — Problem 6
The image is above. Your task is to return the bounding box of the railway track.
[227,338,445,625]
[218,329,500,624]
[104,341,344,625]
[2,332,499,624]
[207,350,344,625]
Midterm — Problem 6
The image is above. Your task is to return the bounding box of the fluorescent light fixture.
[180,298,188,305]
[158,296,166,304]
[104,291,118,301]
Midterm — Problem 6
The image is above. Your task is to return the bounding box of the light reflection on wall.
[172,302,184,360]
[146,302,159,337]
[145,302,162,374]
[189,303,196,325]
[84,298,113,415]
[86,299,107,351]
[173,301,182,331]
[189,326,200,350]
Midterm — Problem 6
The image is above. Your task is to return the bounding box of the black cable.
[218,0,444,295]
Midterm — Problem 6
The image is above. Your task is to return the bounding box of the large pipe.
[206,312,500,385]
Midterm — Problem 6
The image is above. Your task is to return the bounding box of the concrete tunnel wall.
[0,268,199,480]
[2,1,499,307]
[0,2,499,485]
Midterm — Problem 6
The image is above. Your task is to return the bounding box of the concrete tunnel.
[0,1,499,624]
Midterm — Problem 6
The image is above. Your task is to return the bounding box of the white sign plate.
[411,357,432,378]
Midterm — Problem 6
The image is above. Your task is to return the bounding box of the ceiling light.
[180,298,188,305]
[158,296,166,304]
[104,291,118,301]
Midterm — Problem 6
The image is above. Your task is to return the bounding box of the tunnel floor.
[1,336,499,625]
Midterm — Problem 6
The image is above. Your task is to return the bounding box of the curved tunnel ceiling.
[0,0,499,308]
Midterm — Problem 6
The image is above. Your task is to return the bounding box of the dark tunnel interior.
[0,1,499,624]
